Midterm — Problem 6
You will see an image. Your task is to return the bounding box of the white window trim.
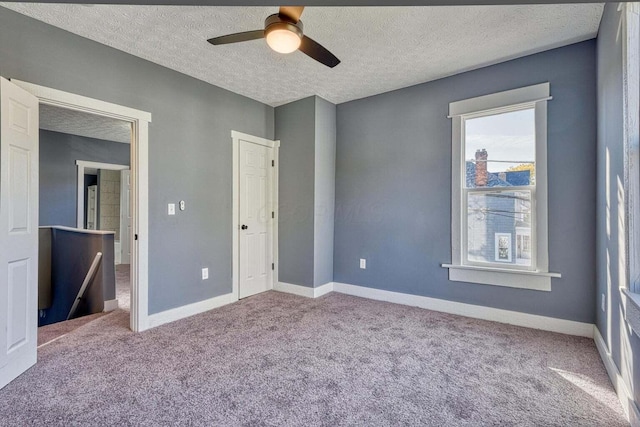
[442,83,561,291]
[619,4,640,336]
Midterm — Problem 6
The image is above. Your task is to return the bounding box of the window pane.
[465,109,535,188]
[467,190,532,266]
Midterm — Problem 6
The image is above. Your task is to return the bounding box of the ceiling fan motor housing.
[265,14,304,39]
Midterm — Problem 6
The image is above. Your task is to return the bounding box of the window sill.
[441,264,561,291]
[622,289,640,337]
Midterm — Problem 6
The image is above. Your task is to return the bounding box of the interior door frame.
[12,79,152,333]
[75,160,129,230]
[231,130,279,300]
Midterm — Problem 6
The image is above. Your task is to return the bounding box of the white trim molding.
[448,83,552,118]
[231,130,280,300]
[442,264,560,291]
[103,299,119,312]
[314,282,334,298]
[13,79,152,333]
[274,282,316,298]
[332,282,593,338]
[445,82,560,291]
[75,160,129,229]
[594,327,640,425]
[274,282,334,298]
[147,292,238,329]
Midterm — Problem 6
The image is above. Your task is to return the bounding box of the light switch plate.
[360,259,366,269]
[202,268,209,280]
[168,203,176,215]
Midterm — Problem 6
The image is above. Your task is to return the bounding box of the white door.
[87,185,97,230]
[120,169,131,265]
[0,77,39,389]
[239,140,272,299]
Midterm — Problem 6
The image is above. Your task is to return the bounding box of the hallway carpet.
[0,292,626,426]
[36,263,131,347]
[115,263,130,310]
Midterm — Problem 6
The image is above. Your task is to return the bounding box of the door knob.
[241,224,248,230]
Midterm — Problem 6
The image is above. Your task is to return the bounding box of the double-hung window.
[443,83,560,291]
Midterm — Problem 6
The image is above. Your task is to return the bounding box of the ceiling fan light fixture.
[266,28,301,54]
[264,15,303,54]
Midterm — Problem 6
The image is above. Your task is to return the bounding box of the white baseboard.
[147,292,237,329]
[274,282,335,298]
[314,282,334,298]
[103,299,118,312]
[594,327,640,425]
[332,282,594,338]
[274,282,316,298]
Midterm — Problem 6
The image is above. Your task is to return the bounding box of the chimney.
[475,149,488,187]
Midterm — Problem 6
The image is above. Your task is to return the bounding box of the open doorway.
[36,105,133,343]
[0,77,150,389]
[11,79,151,333]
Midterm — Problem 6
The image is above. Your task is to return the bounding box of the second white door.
[238,140,273,299]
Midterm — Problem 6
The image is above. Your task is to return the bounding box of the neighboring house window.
[442,83,560,291]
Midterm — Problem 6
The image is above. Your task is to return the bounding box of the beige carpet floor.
[3,291,626,426]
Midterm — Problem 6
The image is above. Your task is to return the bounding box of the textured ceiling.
[2,4,604,106]
[40,104,132,143]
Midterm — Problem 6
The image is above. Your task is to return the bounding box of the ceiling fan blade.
[207,30,264,46]
[279,6,305,23]
[299,36,340,68]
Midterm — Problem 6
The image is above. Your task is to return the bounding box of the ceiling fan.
[207,6,340,68]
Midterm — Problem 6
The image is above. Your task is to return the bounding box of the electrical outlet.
[179,200,185,211]
[360,258,366,269]
[202,268,209,280]
[601,293,606,312]
[168,203,176,215]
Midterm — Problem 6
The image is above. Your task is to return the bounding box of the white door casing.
[231,131,279,300]
[75,161,129,230]
[0,77,39,389]
[120,169,131,265]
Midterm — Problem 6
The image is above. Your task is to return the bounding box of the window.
[442,83,560,291]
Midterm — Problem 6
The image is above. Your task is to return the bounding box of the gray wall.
[40,129,129,228]
[276,95,337,288]
[313,97,336,287]
[596,3,640,407]
[334,40,597,323]
[276,97,316,287]
[0,7,274,314]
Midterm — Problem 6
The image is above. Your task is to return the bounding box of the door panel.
[7,259,29,353]
[9,146,30,232]
[239,140,272,299]
[0,77,39,389]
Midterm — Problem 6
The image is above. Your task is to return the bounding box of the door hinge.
[135,234,138,241]
[272,211,274,219]
[272,263,274,270]
[272,160,275,167]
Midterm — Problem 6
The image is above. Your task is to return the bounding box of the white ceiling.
[2,4,604,106]
[40,104,132,143]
